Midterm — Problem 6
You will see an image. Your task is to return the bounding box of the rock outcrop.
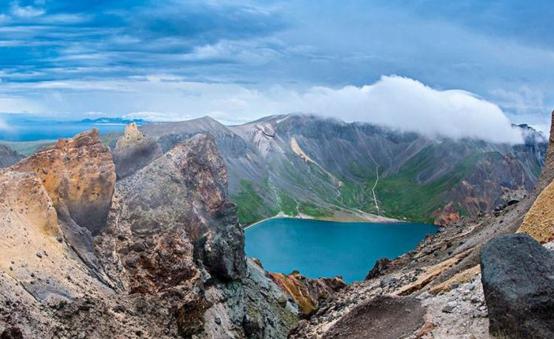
[269,272,346,317]
[112,122,162,179]
[11,129,116,236]
[519,180,554,243]
[0,129,298,338]
[518,111,554,243]
[480,234,554,338]
[0,144,23,168]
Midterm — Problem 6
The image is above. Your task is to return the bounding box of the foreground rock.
[0,130,297,338]
[481,233,554,338]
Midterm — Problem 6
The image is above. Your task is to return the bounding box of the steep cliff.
[0,129,297,338]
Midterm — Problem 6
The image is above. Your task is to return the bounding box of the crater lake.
[245,218,438,283]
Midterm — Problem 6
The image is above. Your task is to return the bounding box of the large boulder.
[480,233,554,338]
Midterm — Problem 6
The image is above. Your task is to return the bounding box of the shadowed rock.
[481,233,554,338]
[0,144,23,168]
[112,123,162,179]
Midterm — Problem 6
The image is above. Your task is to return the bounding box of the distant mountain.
[139,114,546,225]
[80,117,145,125]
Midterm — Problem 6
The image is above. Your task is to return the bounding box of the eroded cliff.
[0,128,298,338]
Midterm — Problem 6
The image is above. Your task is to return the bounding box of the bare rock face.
[112,123,162,179]
[481,234,554,338]
[0,144,23,168]
[1,130,297,338]
[11,129,116,236]
[269,271,346,317]
[519,180,554,243]
[100,134,244,290]
[519,110,554,243]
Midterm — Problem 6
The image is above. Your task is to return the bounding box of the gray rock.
[481,233,554,338]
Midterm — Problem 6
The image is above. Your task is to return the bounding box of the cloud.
[294,76,524,144]
[5,75,523,143]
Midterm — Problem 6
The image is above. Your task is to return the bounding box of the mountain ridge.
[138,113,546,225]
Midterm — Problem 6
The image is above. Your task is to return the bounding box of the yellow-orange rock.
[12,129,116,235]
[269,272,346,317]
[519,180,554,243]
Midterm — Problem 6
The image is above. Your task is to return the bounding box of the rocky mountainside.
[0,144,23,167]
[139,114,545,225]
[0,128,298,338]
[287,111,554,338]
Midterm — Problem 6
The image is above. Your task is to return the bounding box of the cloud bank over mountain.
[0,75,523,143]
[295,76,524,144]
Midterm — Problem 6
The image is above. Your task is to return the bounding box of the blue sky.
[0,0,553,138]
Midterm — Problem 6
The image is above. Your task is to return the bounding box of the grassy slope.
[233,146,486,225]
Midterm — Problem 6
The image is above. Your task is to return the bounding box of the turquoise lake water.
[245,218,437,283]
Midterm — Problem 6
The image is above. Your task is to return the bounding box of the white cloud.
[293,76,524,143]
[0,75,524,143]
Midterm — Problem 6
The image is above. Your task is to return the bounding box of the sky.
[0,0,553,142]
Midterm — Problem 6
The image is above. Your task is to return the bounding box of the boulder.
[480,233,554,338]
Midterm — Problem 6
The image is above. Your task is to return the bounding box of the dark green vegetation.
[234,180,278,225]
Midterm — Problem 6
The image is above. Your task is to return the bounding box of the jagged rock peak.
[0,129,297,338]
[115,122,144,149]
[112,122,162,179]
[10,129,116,235]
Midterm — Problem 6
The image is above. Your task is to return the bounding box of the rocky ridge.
[139,114,545,226]
[0,127,298,338]
[290,111,554,338]
[0,144,23,167]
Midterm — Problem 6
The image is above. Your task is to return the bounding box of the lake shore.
[243,209,401,230]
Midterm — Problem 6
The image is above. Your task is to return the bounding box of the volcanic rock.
[11,129,116,235]
[112,123,162,179]
[0,130,297,338]
[480,233,554,338]
[0,144,23,168]
[269,271,346,317]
